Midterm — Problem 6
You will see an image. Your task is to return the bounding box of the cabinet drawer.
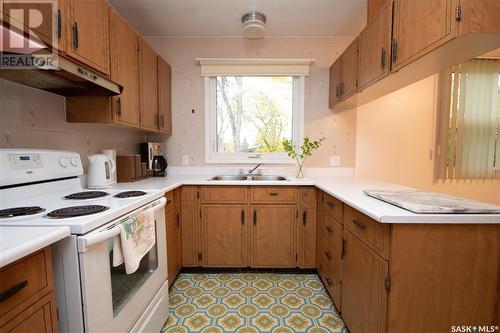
[300,187,317,204]
[181,186,198,201]
[0,249,52,319]
[200,186,247,203]
[344,205,390,259]
[321,263,342,311]
[320,192,343,222]
[251,187,297,204]
[165,191,174,211]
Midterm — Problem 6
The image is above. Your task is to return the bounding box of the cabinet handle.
[166,199,172,205]
[326,201,335,208]
[176,213,180,226]
[241,209,245,225]
[324,251,332,260]
[324,276,333,286]
[72,22,78,49]
[302,210,307,226]
[325,225,333,233]
[336,84,341,98]
[269,192,278,196]
[115,97,122,116]
[56,9,62,39]
[391,38,398,63]
[253,210,257,225]
[380,47,386,70]
[352,219,366,230]
[0,280,28,304]
[161,115,165,127]
[341,238,346,259]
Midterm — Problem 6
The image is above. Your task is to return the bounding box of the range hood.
[0,22,121,96]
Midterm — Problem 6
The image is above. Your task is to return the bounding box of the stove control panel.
[0,149,83,187]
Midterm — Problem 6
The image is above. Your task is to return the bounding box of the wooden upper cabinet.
[138,37,159,131]
[328,58,342,108]
[340,37,359,100]
[157,56,172,134]
[109,8,140,126]
[202,206,246,267]
[67,0,110,75]
[342,229,388,333]
[367,0,388,23]
[251,205,296,268]
[392,0,458,71]
[358,1,392,90]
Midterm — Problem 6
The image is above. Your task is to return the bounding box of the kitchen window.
[199,59,312,163]
[436,58,500,179]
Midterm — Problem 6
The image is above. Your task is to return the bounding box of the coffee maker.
[152,155,167,177]
[140,142,167,176]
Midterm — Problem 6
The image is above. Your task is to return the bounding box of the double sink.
[209,175,288,181]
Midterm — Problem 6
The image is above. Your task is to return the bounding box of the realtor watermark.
[0,0,58,69]
[451,325,499,332]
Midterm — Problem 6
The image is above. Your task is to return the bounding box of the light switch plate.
[329,155,341,167]
[182,155,189,166]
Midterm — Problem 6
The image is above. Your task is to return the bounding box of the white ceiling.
[109,0,367,37]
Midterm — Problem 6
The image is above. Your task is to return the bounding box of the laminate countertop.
[0,226,70,268]
[110,174,500,224]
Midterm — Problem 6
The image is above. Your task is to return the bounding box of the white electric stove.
[0,149,170,333]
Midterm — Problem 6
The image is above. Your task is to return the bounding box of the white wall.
[355,75,500,205]
[0,79,146,171]
[146,36,357,167]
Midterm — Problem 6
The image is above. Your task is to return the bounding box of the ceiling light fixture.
[241,11,266,39]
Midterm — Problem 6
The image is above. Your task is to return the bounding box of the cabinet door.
[202,206,246,267]
[341,229,388,333]
[157,56,172,134]
[392,0,457,71]
[299,205,316,268]
[181,200,199,267]
[57,0,68,53]
[358,1,392,90]
[328,58,342,108]
[109,8,140,126]
[138,37,158,131]
[251,205,295,268]
[367,0,388,23]
[166,208,182,286]
[67,0,110,75]
[340,37,358,100]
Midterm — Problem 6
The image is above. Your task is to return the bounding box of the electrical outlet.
[182,155,189,166]
[329,155,341,167]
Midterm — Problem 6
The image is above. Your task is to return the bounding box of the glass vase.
[296,161,305,178]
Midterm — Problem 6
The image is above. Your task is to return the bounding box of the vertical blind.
[437,59,500,179]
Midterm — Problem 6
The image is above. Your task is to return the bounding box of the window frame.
[204,75,305,164]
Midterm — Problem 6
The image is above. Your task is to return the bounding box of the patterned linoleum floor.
[161,273,347,333]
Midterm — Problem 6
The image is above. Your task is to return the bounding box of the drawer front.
[344,205,390,259]
[201,186,247,203]
[251,187,297,204]
[165,191,175,211]
[320,192,343,222]
[0,249,52,318]
[181,186,198,201]
[300,187,317,204]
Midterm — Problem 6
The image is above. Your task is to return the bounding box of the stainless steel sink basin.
[209,175,288,181]
[210,175,249,181]
[250,175,288,181]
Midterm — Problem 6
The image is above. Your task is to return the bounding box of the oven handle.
[78,197,166,252]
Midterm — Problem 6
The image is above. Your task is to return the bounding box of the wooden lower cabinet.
[251,205,296,268]
[341,229,388,333]
[201,205,246,267]
[298,205,316,268]
[166,189,182,287]
[180,187,200,267]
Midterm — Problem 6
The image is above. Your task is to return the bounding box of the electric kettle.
[87,154,116,188]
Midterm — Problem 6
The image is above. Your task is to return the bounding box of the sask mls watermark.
[451,325,499,332]
[0,0,58,69]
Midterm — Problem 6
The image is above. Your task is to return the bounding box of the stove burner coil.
[64,191,109,200]
[46,205,109,219]
[0,206,46,218]
[113,191,147,198]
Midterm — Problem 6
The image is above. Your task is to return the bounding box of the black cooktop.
[0,206,46,218]
[64,191,109,200]
[46,205,110,219]
[113,191,148,198]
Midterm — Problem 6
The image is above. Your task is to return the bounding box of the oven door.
[77,197,167,332]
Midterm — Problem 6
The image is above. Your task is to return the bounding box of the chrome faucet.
[248,163,263,175]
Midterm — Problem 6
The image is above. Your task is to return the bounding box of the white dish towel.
[112,210,156,274]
